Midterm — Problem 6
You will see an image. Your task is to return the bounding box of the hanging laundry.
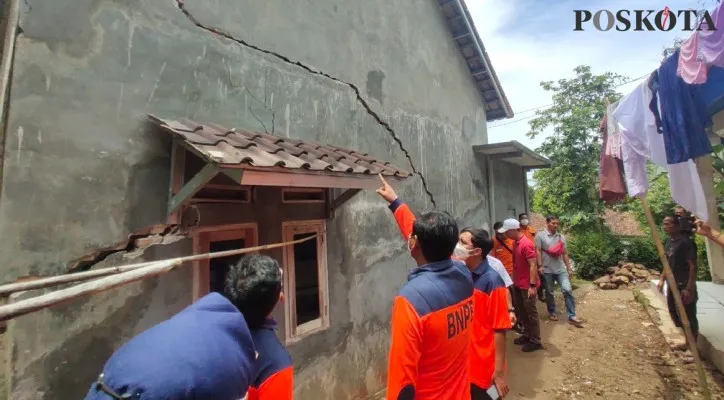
[658,50,713,164]
[599,115,627,204]
[605,101,623,158]
[678,30,708,84]
[677,2,724,84]
[647,70,664,134]
[613,81,709,220]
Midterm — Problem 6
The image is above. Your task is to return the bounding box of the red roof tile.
[148,115,411,178]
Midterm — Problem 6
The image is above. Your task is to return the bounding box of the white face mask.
[453,243,471,260]
[520,219,529,226]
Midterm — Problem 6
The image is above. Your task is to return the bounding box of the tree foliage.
[527,66,626,232]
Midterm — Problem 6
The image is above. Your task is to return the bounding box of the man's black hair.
[545,214,559,223]
[412,211,459,262]
[224,254,282,329]
[461,227,494,258]
[493,221,503,231]
[519,213,528,219]
[665,214,680,225]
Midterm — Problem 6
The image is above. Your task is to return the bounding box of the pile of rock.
[594,262,658,290]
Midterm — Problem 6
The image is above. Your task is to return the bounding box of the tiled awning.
[149,115,411,190]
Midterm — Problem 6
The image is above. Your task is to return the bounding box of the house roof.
[438,0,513,121]
[472,141,552,169]
[148,115,411,189]
[530,211,645,237]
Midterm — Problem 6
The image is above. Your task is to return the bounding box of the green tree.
[527,66,626,232]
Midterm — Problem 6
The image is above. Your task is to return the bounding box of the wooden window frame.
[191,223,259,301]
[281,188,326,204]
[282,219,329,344]
[190,184,253,204]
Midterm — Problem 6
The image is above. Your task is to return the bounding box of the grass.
[632,287,651,308]
[571,276,592,290]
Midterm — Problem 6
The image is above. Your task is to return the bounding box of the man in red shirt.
[498,218,543,352]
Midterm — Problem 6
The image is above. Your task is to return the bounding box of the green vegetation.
[527,65,715,281]
[527,65,625,233]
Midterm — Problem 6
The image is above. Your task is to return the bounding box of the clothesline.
[600,1,724,222]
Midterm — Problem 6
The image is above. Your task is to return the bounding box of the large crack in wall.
[65,225,183,273]
[174,0,437,208]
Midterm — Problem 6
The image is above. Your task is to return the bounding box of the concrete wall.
[0,0,492,398]
[490,161,527,224]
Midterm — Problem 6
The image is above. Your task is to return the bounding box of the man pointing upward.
[377,174,475,400]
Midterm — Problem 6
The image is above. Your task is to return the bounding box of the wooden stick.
[639,196,711,399]
[0,234,318,322]
[0,235,318,296]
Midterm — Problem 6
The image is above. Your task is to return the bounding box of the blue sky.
[468,0,716,150]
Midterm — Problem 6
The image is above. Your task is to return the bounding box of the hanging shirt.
[613,82,709,220]
[605,101,623,158]
[658,50,713,164]
[599,115,627,203]
[678,2,724,84]
[678,31,709,84]
[387,199,474,400]
[247,319,293,400]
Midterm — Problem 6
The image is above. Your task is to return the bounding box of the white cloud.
[469,0,707,150]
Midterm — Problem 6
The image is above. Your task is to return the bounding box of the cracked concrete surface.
[0,0,500,397]
[174,0,437,207]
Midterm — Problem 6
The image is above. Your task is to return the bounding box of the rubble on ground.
[594,262,655,290]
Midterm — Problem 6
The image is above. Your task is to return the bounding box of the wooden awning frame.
[167,139,404,218]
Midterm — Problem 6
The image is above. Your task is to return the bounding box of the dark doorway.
[209,238,246,294]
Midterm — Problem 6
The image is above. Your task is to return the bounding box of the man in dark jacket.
[84,279,256,399]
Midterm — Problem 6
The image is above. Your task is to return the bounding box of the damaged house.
[0,0,549,398]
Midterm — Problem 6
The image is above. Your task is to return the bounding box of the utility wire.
[489,73,651,129]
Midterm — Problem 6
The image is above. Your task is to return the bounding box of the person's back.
[247,320,293,400]
[225,254,294,400]
[388,258,474,399]
[376,183,473,400]
[469,260,509,393]
[84,292,255,400]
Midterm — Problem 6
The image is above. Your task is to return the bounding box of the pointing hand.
[375,173,398,204]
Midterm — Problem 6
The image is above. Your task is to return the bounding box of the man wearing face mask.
[499,219,542,353]
[456,227,512,399]
[377,175,511,399]
[376,175,475,400]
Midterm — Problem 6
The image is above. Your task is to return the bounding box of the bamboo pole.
[0,234,317,322]
[639,196,711,399]
[0,0,20,126]
[0,259,182,322]
[0,235,318,297]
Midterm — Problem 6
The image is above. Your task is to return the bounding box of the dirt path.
[506,285,724,399]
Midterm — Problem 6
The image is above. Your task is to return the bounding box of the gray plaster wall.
[490,161,527,224]
[0,0,493,398]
